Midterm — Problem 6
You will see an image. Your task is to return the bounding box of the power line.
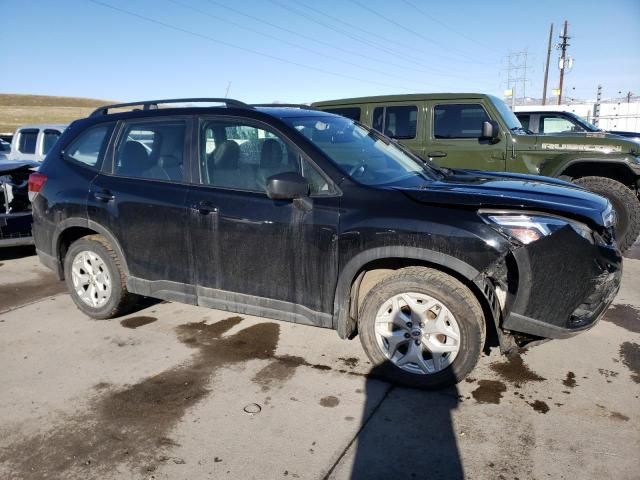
[503,50,529,107]
[88,0,419,92]
[203,0,455,78]
[168,0,446,87]
[349,0,491,65]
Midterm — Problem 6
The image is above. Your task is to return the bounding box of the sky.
[2,0,639,104]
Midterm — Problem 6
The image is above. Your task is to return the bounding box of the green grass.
[0,94,114,133]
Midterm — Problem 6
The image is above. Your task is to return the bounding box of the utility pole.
[542,23,553,105]
[557,20,570,105]
[593,84,602,127]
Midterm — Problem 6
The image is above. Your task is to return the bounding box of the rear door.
[370,102,426,158]
[425,101,507,170]
[88,116,194,290]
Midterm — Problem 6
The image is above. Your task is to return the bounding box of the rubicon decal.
[541,143,623,153]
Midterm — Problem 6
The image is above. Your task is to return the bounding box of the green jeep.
[312,93,640,252]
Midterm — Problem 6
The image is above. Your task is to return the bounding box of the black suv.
[30,98,622,388]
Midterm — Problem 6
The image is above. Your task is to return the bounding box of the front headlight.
[602,202,615,229]
[480,211,593,244]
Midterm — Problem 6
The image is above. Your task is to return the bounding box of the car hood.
[396,170,609,227]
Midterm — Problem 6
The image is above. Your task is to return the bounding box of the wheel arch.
[551,159,639,188]
[332,247,490,340]
[52,218,129,279]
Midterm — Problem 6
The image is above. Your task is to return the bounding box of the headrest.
[213,140,240,169]
[120,141,151,170]
[260,139,283,168]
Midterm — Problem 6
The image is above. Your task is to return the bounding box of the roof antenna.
[225,81,232,98]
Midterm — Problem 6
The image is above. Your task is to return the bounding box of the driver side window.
[433,104,490,139]
[199,120,330,195]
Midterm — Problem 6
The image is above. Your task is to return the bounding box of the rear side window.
[540,116,579,134]
[64,124,113,168]
[433,104,490,139]
[324,107,361,121]
[372,105,417,139]
[115,120,186,181]
[42,130,61,155]
[18,130,38,154]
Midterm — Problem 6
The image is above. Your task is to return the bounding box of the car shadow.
[345,364,463,480]
[0,245,36,261]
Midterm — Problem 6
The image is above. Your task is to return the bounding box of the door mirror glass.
[265,171,309,200]
[481,120,500,142]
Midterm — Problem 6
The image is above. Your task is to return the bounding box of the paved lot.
[0,246,638,480]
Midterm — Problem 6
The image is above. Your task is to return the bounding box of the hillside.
[0,94,114,133]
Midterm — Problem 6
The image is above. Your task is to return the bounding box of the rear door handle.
[93,190,115,202]
[192,200,218,215]
[427,151,448,158]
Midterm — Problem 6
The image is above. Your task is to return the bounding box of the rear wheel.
[358,267,485,389]
[63,235,138,319]
[573,176,640,252]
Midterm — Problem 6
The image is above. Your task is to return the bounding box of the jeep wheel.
[358,267,485,389]
[573,176,640,252]
[63,235,139,319]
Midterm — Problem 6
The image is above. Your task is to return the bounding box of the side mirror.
[265,172,309,200]
[481,120,500,142]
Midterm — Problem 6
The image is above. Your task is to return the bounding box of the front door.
[425,101,507,171]
[186,116,340,327]
[88,116,193,290]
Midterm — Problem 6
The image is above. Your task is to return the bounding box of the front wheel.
[358,267,485,389]
[573,176,640,252]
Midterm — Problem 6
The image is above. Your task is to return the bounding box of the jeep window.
[115,120,186,181]
[18,129,38,154]
[434,104,490,139]
[64,124,113,168]
[282,114,436,186]
[488,95,522,130]
[42,129,61,155]
[540,116,579,134]
[323,107,361,121]
[372,105,417,139]
[200,120,330,195]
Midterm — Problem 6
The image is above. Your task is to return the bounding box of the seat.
[117,141,153,177]
[256,139,292,190]
[208,140,244,188]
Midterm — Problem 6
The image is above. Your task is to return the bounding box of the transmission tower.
[504,50,529,107]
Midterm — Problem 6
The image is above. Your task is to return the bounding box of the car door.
[186,115,340,327]
[88,116,194,292]
[425,101,507,170]
[370,102,426,158]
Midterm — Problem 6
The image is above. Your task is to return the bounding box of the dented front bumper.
[485,226,622,344]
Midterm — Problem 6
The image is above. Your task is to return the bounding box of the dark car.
[29,98,621,388]
[1,159,38,247]
[515,110,640,142]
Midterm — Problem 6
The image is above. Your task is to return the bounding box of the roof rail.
[251,103,319,110]
[90,98,252,117]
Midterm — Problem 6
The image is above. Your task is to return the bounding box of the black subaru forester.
[29,98,621,388]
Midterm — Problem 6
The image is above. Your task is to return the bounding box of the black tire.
[63,234,138,319]
[573,176,640,252]
[358,267,485,389]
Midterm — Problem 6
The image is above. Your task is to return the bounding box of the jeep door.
[88,116,194,289]
[424,101,507,170]
[369,102,427,159]
[186,116,339,327]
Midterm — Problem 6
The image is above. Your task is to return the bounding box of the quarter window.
[64,124,113,168]
[18,130,38,154]
[200,120,330,195]
[372,105,418,139]
[115,120,186,181]
[433,104,490,139]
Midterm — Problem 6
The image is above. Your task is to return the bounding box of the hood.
[397,170,609,228]
[514,132,639,155]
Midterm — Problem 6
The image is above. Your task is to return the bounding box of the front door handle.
[93,190,115,202]
[192,201,218,215]
[427,151,448,158]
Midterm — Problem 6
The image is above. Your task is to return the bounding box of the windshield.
[564,112,600,132]
[282,114,438,185]
[489,95,523,130]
